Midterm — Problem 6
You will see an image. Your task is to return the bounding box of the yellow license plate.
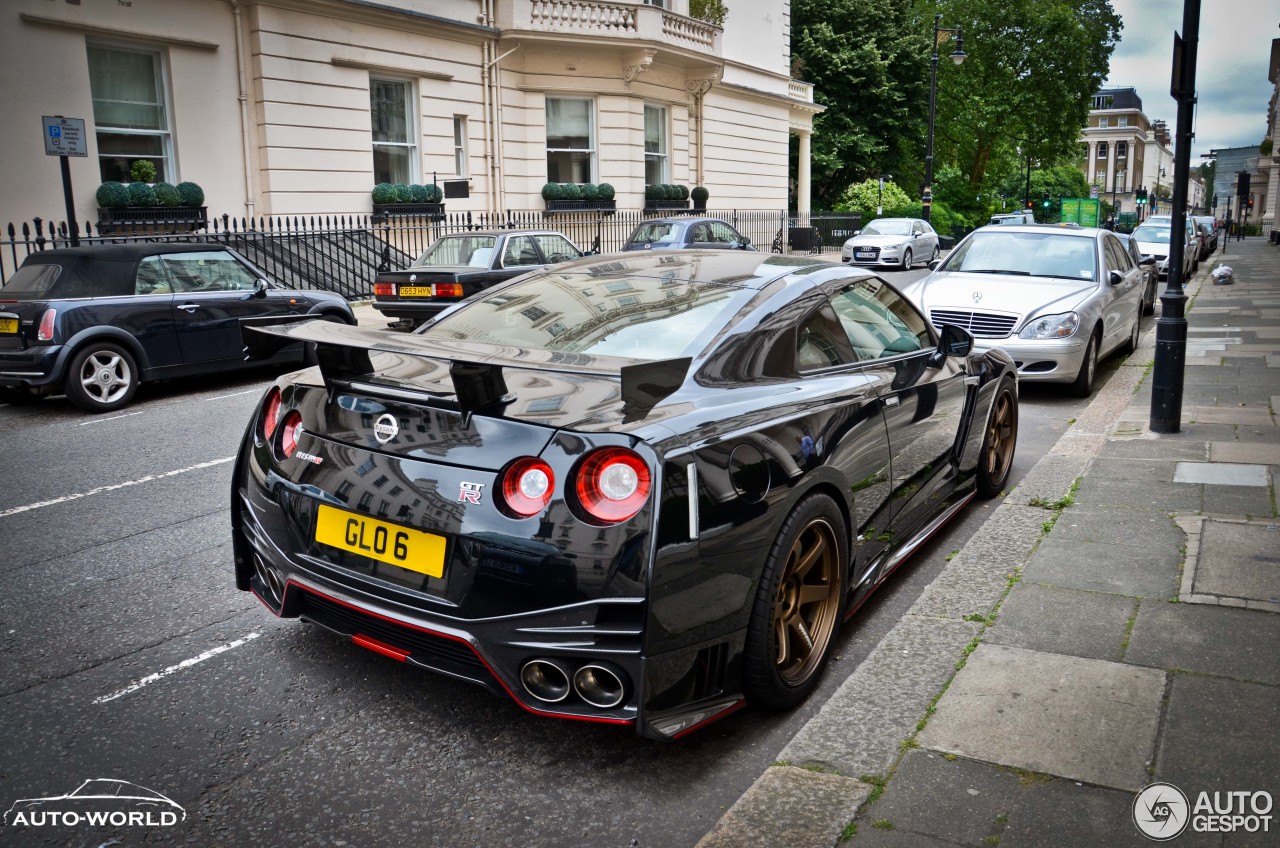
[397,286,433,297]
[315,504,446,577]
[0,318,16,334]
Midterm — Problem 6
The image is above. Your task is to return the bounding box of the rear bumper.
[0,344,65,389]
[371,300,452,323]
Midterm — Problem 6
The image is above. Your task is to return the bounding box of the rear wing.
[240,317,689,419]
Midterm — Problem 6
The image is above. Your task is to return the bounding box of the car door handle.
[177,303,201,312]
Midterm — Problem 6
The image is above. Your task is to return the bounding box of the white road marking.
[206,388,262,401]
[76,411,144,426]
[0,456,235,519]
[94,632,261,704]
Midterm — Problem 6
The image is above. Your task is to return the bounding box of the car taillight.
[373,282,396,297]
[574,447,651,524]
[280,411,303,458]
[262,387,283,440]
[500,457,555,518]
[36,308,55,341]
[434,283,464,298]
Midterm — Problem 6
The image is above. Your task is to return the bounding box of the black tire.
[65,342,139,412]
[1067,330,1099,398]
[1142,279,1156,316]
[901,248,913,271]
[743,494,847,711]
[976,379,1018,498]
[930,244,940,263]
[1122,310,1141,355]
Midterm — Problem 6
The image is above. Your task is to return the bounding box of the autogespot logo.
[5,778,186,829]
[1133,782,1190,841]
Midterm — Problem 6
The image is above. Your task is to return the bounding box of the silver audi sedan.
[841,217,940,270]
[898,224,1147,396]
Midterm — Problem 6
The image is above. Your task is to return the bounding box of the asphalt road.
[0,272,1144,847]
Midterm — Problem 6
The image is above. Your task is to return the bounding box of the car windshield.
[1131,227,1171,244]
[423,272,745,360]
[413,236,498,268]
[942,231,1097,281]
[627,223,681,245]
[861,220,911,236]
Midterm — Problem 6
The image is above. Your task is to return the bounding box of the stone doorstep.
[1174,515,1280,613]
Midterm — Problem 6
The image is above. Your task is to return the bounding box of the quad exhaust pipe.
[521,658,629,709]
[253,554,284,602]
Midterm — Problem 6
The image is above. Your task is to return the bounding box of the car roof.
[433,229,569,239]
[635,217,732,226]
[22,242,220,263]
[974,223,1102,237]
[547,248,849,290]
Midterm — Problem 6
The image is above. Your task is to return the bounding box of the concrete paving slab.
[1084,457,1179,483]
[1097,438,1210,461]
[1193,520,1280,603]
[695,766,869,848]
[1124,602,1280,684]
[1156,674,1280,795]
[1073,476,1204,513]
[859,750,1019,846]
[779,617,983,778]
[1048,504,1183,548]
[985,583,1136,662]
[1201,484,1277,519]
[842,828,959,847]
[1002,778,1224,848]
[917,645,1165,792]
[1208,442,1280,465]
[1173,462,1269,486]
[1021,536,1182,599]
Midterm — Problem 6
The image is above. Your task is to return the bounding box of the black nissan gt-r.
[231,251,1018,740]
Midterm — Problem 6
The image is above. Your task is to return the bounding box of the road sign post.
[42,116,88,247]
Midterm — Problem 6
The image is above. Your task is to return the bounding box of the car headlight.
[1019,312,1079,340]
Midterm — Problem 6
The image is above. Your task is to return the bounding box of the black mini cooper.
[0,243,354,411]
[233,251,1018,739]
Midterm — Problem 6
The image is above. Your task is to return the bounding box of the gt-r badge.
[373,414,399,444]
[972,291,983,303]
[458,481,485,505]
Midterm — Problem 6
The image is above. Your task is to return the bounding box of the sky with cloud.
[1104,0,1277,164]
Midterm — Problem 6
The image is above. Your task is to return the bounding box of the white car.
[897,224,1145,396]
[841,217,940,270]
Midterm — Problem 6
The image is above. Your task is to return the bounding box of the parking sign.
[42,116,88,157]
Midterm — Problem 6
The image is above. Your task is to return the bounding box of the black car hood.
[242,319,691,435]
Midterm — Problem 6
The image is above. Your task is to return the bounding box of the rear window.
[413,236,497,268]
[627,223,681,246]
[423,272,746,360]
[0,264,62,297]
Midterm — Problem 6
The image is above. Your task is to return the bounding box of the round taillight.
[575,447,651,523]
[280,411,303,458]
[262,387,283,441]
[501,457,555,518]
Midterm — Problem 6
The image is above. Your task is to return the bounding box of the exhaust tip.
[573,663,627,709]
[253,554,284,602]
[520,659,571,704]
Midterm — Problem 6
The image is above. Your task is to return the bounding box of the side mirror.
[1139,256,1156,266]
[927,259,941,271]
[930,323,973,367]
[738,237,751,249]
[254,278,269,299]
[853,230,862,237]
[1108,270,1124,286]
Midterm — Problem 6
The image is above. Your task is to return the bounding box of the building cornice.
[20,13,220,51]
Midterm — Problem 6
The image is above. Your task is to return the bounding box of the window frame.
[87,41,175,184]
[545,96,596,184]
[453,115,469,178]
[370,75,419,185]
[644,103,669,186]
[1096,141,1108,160]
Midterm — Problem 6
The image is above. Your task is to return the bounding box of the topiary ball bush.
[391,184,412,203]
[176,182,205,207]
[127,181,157,208]
[424,184,443,204]
[562,183,584,201]
[542,182,563,201]
[676,184,690,201]
[597,183,615,200]
[663,184,678,200]
[153,182,181,208]
[372,183,398,204]
[645,184,661,201]
[407,184,431,203]
[129,160,158,184]
[96,182,130,210]
[580,183,600,200]
[691,185,709,203]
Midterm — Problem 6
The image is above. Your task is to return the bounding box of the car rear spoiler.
[240,317,689,418]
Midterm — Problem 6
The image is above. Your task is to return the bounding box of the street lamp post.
[923,14,966,223]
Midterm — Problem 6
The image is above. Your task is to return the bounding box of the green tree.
[791,0,930,207]
[932,0,1121,190]
[835,178,913,220]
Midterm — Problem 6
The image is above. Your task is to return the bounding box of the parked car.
[1193,215,1219,252]
[0,243,354,412]
[1131,222,1197,283]
[1115,231,1159,315]
[841,217,940,270]
[620,217,754,251]
[898,224,1145,396]
[372,230,586,329]
[234,251,1018,739]
[988,210,1036,225]
[1191,219,1213,262]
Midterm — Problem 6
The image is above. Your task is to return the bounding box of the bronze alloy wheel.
[980,387,1016,494]
[772,518,842,685]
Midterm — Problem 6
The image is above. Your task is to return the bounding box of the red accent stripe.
[672,699,747,740]
[352,633,409,662]
[845,491,976,622]
[281,580,633,726]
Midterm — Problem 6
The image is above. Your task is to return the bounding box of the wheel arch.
[61,327,152,378]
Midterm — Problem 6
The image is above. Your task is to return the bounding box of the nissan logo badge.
[373,414,399,444]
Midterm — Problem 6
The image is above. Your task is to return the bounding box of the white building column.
[796,129,811,214]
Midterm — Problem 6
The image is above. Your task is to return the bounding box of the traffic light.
[1026,200,1033,209]
[1041,191,1051,209]
[1136,187,1148,205]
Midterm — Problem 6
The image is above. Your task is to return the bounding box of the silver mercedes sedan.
[898,224,1148,396]
[841,217,940,270]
